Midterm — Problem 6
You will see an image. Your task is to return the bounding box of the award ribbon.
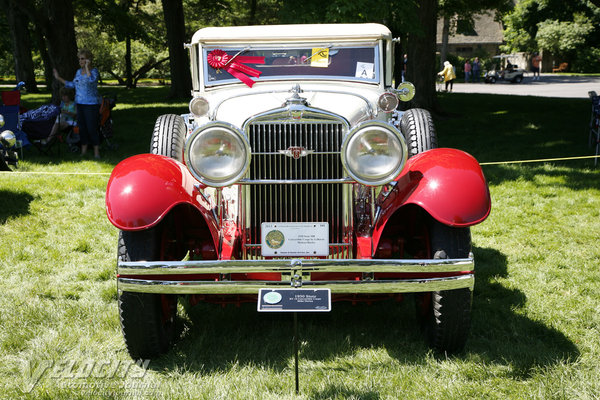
[207,49,265,87]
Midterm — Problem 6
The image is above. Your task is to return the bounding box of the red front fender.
[374,148,491,244]
[105,154,218,241]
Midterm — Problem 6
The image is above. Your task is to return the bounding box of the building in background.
[436,13,504,58]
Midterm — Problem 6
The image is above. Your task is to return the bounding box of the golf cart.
[485,54,525,83]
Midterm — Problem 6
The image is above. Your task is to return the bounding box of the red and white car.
[106,23,491,358]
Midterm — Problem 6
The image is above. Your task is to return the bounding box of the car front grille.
[242,120,352,259]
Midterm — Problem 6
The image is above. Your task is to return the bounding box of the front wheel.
[399,108,437,157]
[118,228,178,359]
[416,221,473,353]
[151,114,186,161]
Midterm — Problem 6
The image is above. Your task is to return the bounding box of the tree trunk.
[125,35,133,88]
[440,15,450,70]
[42,0,78,102]
[33,24,53,90]
[15,0,78,102]
[161,0,192,99]
[2,0,38,92]
[248,0,257,25]
[406,0,438,112]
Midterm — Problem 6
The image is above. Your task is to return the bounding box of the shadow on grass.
[483,164,600,191]
[310,385,381,400]
[149,246,579,382]
[0,190,34,223]
[436,93,590,166]
[469,246,579,379]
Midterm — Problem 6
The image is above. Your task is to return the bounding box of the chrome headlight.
[0,130,16,148]
[0,114,5,128]
[341,121,407,186]
[184,122,250,187]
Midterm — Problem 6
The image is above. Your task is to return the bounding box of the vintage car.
[106,23,491,358]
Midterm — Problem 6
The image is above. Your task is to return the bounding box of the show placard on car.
[257,288,331,312]
[261,222,329,257]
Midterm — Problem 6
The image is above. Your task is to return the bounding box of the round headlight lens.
[342,122,407,186]
[189,97,209,117]
[185,122,250,187]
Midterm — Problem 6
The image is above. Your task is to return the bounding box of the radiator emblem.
[265,229,285,249]
[279,146,314,159]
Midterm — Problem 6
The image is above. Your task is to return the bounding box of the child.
[43,87,77,144]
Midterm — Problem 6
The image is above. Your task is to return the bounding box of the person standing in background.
[531,53,542,80]
[464,59,472,83]
[438,61,456,92]
[53,49,101,159]
[472,57,481,83]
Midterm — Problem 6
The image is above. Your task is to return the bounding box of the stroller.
[21,104,62,154]
[23,94,117,155]
[98,95,117,150]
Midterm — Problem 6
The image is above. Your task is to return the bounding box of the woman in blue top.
[53,49,101,158]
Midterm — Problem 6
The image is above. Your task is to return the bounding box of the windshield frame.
[198,42,382,89]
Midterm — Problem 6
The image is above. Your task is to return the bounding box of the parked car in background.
[106,23,491,358]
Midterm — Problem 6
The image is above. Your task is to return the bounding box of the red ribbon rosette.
[207,49,265,88]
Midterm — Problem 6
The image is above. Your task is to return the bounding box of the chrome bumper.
[117,257,475,295]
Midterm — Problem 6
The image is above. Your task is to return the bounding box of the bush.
[571,47,600,73]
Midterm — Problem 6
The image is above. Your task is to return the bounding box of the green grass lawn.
[0,88,599,399]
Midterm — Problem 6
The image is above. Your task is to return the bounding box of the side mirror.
[395,82,415,102]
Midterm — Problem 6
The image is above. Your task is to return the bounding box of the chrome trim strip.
[118,257,474,275]
[118,274,474,294]
[239,178,354,184]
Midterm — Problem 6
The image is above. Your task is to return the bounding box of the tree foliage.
[502,0,600,72]
[0,0,524,108]
[535,14,594,58]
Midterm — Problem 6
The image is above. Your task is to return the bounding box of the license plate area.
[261,222,329,257]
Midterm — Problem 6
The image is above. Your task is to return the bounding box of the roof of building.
[436,13,504,45]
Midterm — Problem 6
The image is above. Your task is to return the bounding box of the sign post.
[258,288,331,394]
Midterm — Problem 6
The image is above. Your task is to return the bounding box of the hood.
[202,82,385,128]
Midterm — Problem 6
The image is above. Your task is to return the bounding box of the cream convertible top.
[191,23,392,44]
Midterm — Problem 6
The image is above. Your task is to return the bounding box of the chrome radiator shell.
[241,109,352,259]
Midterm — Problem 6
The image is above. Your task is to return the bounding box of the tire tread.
[150,114,186,161]
[400,108,437,157]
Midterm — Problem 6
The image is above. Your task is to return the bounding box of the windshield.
[202,45,379,87]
